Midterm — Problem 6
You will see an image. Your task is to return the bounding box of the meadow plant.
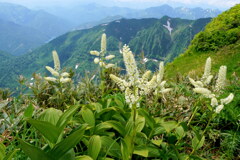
[44,50,71,84]
[89,33,115,69]
[189,57,234,114]
[110,45,159,108]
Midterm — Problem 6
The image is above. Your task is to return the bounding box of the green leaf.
[114,98,124,108]
[125,120,134,136]
[23,104,34,118]
[81,107,95,127]
[133,146,149,158]
[50,124,87,159]
[151,139,162,147]
[3,149,19,160]
[75,155,93,160]
[58,149,75,160]
[38,108,62,125]
[95,123,112,134]
[192,136,205,150]
[121,140,130,160]
[27,119,61,144]
[100,136,121,158]
[138,109,155,129]
[175,126,186,139]
[103,121,125,136]
[135,116,145,132]
[90,103,102,113]
[20,140,52,160]
[56,105,79,130]
[88,135,102,160]
[161,121,178,133]
[0,143,6,160]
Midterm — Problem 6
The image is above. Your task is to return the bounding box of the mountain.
[46,3,220,26]
[137,5,221,19]
[0,3,73,37]
[165,4,240,79]
[0,16,210,89]
[0,19,49,56]
[0,2,74,56]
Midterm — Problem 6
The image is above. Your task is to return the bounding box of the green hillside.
[0,17,210,89]
[166,4,240,79]
[0,19,49,56]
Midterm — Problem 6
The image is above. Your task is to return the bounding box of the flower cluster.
[189,57,234,113]
[154,62,172,95]
[89,33,115,68]
[44,50,71,83]
[110,45,171,108]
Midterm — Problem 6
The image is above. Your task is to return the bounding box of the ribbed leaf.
[121,140,130,160]
[138,109,155,129]
[56,105,79,130]
[4,149,19,160]
[27,119,61,143]
[88,135,102,160]
[0,143,6,160]
[135,116,145,132]
[192,136,205,150]
[81,107,95,127]
[101,136,121,158]
[133,146,149,157]
[103,121,125,136]
[50,125,87,159]
[75,155,93,160]
[38,108,62,126]
[23,104,34,118]
[161,121,178,133]
[20,140,52,160]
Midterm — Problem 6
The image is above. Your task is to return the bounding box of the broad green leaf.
[103,121,125,136]
[192,136,205,150]
[100,136,121,158]
[95,123,112,134]
[20,140,52,160]
[135,116,145,132]
[121,140,130,160]
[38,108,62,125]
[175,126,186,139]
[133,146,149,158]
[90,103,102,113]
[81,107,95,127]
[0,143,6,160]
[4,149,19,160]
[88,135,102,160]
[50,124,87,159]
[161,121,178,133]
[114,98,124,108]
[23,104,34,118]
[125,120,134,136]
[56,105,79,130]
[151,139,162,146]
[58,149,75,160]
[75,155,93,160]
[27,119,61,144]
[138,109,154,129]
[152,126,165,136]
[147,146,161,157]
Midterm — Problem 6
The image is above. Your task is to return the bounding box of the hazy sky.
[0,0,239,9]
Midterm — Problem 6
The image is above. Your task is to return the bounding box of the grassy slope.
[166,4,240,80]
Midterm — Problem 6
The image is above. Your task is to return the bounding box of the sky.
[0,0,239,10]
